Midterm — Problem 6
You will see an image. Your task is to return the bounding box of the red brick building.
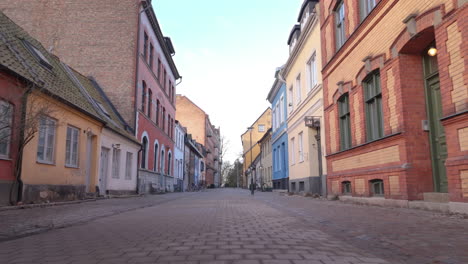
[0,0,181,192]
[320,0,467,213]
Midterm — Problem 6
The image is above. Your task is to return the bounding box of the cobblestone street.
[0,189,467,264]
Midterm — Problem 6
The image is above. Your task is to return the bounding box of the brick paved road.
[0,189,467,264]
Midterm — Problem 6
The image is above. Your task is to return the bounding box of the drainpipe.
[136,147,143,194]
[315,127,324,197]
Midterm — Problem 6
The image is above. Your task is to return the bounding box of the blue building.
[267,67,289,190]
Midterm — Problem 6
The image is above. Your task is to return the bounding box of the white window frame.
[291,137,295,165]
[288,86,294,113]
[125,152,133,180]
[0,100,13,159]
[272,109,276,130]
[298,132,304,162]
[37,116,56,164]
[307,52,317,92]
[280,96,284,124]
[296,74,301,105]
[112,148,121,179]
[160,149,165,174]
[258,124,265,132]
[65,126,80,167]
[278,146,282,170]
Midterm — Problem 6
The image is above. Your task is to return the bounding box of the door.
[99,147,109,195]
[85,135,93,192]
[423,52,448,192]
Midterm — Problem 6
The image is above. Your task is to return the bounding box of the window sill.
[37,160,56,166]
[0,156,12,161]
[65,165,80,169]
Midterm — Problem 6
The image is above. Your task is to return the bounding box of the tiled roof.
[0,11,138,144]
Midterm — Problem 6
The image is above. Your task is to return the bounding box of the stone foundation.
[22,184,86,203]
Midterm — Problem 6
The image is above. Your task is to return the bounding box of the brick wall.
[0,0,140,128]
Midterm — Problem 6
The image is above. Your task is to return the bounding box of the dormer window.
[23,40,53,70]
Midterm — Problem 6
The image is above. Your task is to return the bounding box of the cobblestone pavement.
[0,189,467,264]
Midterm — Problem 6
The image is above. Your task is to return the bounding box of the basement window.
[342,181,351,195]
[370,179,384,196]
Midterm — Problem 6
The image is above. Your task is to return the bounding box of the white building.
[174,121,185,191]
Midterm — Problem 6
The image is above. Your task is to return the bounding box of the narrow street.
[0,189,467,264]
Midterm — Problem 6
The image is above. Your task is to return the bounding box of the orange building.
[321,0,467,213]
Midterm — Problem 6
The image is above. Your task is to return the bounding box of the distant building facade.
[258,129,273,189]
[174,121,186,191]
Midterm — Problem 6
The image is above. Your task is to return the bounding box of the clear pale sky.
[153,0,302,163]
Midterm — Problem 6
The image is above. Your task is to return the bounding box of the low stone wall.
[0,180,15,205]
[138,169,163,194]
[22,184,86,203]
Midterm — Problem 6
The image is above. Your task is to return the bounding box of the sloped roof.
[0,11,138,145]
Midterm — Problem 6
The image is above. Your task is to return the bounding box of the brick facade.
[321,0,468,202]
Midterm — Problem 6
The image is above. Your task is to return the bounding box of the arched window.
[147,89,152,118]
[141,136,148,169]
[156,99,160,125]
[141,81,147,112]
[160,149,165,174]
[370,179,384,196]
[167,151,172,176]
[153,142,159,172]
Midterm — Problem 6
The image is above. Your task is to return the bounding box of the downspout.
[136,147,143,194]
[315,127,324,197]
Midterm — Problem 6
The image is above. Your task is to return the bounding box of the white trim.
[153,139,160,172]
[140,131,149,169]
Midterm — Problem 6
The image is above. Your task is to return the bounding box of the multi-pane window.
[364,71,383,141]
[280,96,284,123]
[338,94,351,150]
[147,89,152,118]
[149,43,154,69]
[65,126,79,167]
[307,53,317,91]
[112,148,121,179]
[162,108,166,130]
[141,137,148,169]
[160,150,165,173]
[290,137,295,164]
[298,132,304,162]
[359,0,376,21]
[167,152,172,175]
[156,100,160,125]
[141,81,147,112]
[163,69,167,91]
[342,181,351,194]
[0,100,13,158]
[157,59,162,79]
[143,32,148,60]
[37,116,56,163]
[335,1,346,50]
[153,144,159,172]
[258,124,265,132]
[370,179,384,196]
[125,152,133,180]
[295,74,301,105]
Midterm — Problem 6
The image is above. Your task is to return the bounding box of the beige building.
[283,0,326,195]
[258,129,273,189]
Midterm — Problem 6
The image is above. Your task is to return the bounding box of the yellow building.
[241,108,271,188]
[283,0,327,195]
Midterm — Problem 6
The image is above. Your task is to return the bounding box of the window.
[291,182,296,191]
[168,115,171,136]
[342,181,351,194]
[298,132,304,162]
[307,53,317,91]
[364,71,383,141]
[23,40,52,70]
[147,89,152,118]
[37,116,56,163]
[162,108,166,130]
[280,96,284,123]
[157,58,162,79]
[295,74,301,105]
[167,152,172,175]
[335,1,346,50]
[160,150,165,173]
[125,152,133,180]
[338,94,351,150]
[156,100,160,126]
[0,100,13,158]
[299,181,305,192]
[359,0,376,21]
[65,126,79,167]
[163,69,167,91]
[370,179,384,196]
[112,148,121,179]
[258,124,265,132]
[272,109,276,130]
[143,32,148,60]
[290,137,295,164]
[149,43,154,69]
[169,81,173,101]
[141,136,148,169]
[141,81,146,112]
[276,104,280,128]
[153,143,159,172]
[278,146,282,170]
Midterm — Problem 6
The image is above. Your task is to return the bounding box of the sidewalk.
[0,192,191,241]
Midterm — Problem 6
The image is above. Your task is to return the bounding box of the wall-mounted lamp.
[112,143,121,149]
[427,47,438,57]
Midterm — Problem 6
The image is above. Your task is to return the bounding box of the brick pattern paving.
[0,189,467,264]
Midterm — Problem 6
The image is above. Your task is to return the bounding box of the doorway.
[423,47,448,192]
[99,147,109,195]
